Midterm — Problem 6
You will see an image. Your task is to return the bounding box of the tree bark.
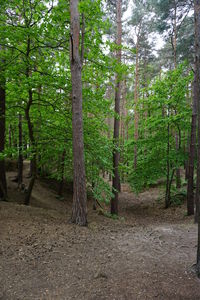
[58,148,66,197]
[194,0,200,277]
[165,122,171,208]
[134,35,140,169]
[70,0,87,226]
[0,67,7,200]
[24,35,37,205]
[18,113,23,187]
[25,90,37,205]
[173,1,182,188]
[120,79,127,183]
[196,96,200,222]
[111,0,122,215]
[187,80,197,216]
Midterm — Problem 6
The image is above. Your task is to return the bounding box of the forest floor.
[0,164,200,299]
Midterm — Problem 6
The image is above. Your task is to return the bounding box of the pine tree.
[70,0,87,225]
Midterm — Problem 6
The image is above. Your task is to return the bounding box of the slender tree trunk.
[24,35,37,205]
[70,0,87,226]
[134,37,140,169]
[120,79,127,183]
[185,133,191,179]
[58,148,66,197]
[92,181,96,210]
[18,113,23,187]
[194,0,200,277]
[8,125,12,149]
[196,103,200,223]
[175,139,181,188]
[184,83,190,175]
[120,79,127,145]
[107,107,112,182]
[0,67,7,200]
[173,1,177,70]
[197,214,200,277]
[36,85,42,176]
[25,90,37,205]
[111,0,122,215]
[187,81,197,216]
[165,122,171,208]
[172,1,181,188]
[165,169,175,209]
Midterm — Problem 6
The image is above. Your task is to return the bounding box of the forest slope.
[0,171,200,299]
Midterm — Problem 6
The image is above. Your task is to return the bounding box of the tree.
[194,0,200,277]
[128,0,154,169]
[151,0,194,191]
[187,77,197,216]
[111,0,122,215]
[0,46,7,200]
[128,65,191,208]
[70,0,87,225]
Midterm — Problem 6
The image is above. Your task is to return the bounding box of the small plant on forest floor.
[98,209,125,221]
[157,186,186,207]
[170,186,187,206]
[55,195,65,201]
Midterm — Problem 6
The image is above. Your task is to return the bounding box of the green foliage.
[1,0,117,203]
[128,64,192,193]
[157,185,187,206]
[170,187,187,206]
[98,209,124,221]
[0,0,195,212]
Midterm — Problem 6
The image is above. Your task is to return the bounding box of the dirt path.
[0,170,200,299]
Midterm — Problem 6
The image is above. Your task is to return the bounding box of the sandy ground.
[0,168,200,300]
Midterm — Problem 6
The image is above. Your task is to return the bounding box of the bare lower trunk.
[120,79,127,183]
[111,0,122,215]
[0,69,7,200]
[165,169,175,209]
[175,133,181,189]
[196,117,200,223]
[58,149,66,197]
[194,0,200,277]
[70,0,87,226]
[24,89,36,205]
[187,81,197,216]
[107,108,112,182]
[185,133,190,180]
[8,125,12,149]
[18,113,23,187]
[165,122,172,208]
[24,35,36,205]
[134,39,140,169]
[197,218,200,276]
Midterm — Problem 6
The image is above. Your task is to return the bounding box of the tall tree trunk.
[120,79,127,183]
[134,36,140,169]
[107,88,112,182]
[165,122,171,208]
[173,1,177,69]
[194,0,200,277]
[18,113,23,187]
[111,0,122,215]
[24,36,37,205]
[25,90,37,205]
[187,80,197,216]
[171,1,181,188]
[0,66,7,200]
[70,0,87,226]
[196,97,200,223]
